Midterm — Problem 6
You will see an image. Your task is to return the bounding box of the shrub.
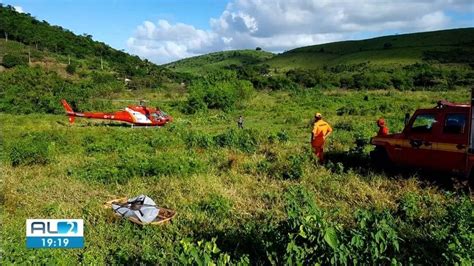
[214,129,260,153]
[9,133,51,166]
[176,238,249,265]
[265,185,345,265]
[2,53,27,68]
[183,73,254,113]
[198,193,233,218]
[277,130,289,142]
[281,154,306,180]
[66,64,77,74]
[348,209,400,264]
[184,131,214,149]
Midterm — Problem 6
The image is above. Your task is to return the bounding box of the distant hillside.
[267,28,474,70]
[0,4,170,78]
[0,4,177,114]
[166,49,274,74]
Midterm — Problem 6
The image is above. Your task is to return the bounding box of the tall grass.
[1,89,472,264]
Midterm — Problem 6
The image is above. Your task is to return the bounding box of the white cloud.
[13,5,24,13]
[127,19,218,63]
[127,0,474,64]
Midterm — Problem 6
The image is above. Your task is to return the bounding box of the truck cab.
[371,99,473,177]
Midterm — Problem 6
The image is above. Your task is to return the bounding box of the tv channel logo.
[26,219,84,248]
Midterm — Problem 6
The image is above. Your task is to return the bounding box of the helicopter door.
[126,108,152,124]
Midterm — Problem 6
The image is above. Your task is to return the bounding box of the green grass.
[1,88,472,264]
[162,28,474,72]
[266,28,474,70]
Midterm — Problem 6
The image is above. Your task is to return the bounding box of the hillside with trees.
[267,28,474,69]
[167,28,474,92]
[0,4,176,114]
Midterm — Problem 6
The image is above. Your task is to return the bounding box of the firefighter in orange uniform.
[311,113,332,162]
[376,118,389,136]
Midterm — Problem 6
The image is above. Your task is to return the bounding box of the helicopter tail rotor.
[61,99,76,124]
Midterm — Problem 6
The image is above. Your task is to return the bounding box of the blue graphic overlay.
[26,219,84,249]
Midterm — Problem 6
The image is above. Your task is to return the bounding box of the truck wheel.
[370,147,390,168]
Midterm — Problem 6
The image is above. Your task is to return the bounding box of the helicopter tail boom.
[61,99,76,124]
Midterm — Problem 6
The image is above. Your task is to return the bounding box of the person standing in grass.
[311,113,332,162]
[238,115,244,129]
[376,118,389,136]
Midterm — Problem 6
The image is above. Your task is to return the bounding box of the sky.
[1,0,473,64]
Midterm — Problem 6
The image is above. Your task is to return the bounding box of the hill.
[165,49,274,74]
[267,28,474,70]
[164,28,474,91]
[0,4,164,77]
[165,28,474,72]
[0,4,176,114]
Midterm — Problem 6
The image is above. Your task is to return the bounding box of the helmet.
[315,112,322,118]
[377,118,385,126]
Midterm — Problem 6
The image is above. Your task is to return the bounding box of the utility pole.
[68,55,71,65]
[100,56,103,70]
[28,47,31,65]
[4,32,7,42]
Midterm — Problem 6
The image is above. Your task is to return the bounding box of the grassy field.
[162,28,474,73]
[1,88,472,264]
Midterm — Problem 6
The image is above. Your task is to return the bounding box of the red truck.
[371,90,474,181]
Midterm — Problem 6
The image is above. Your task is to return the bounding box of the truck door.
[432,112,468,172]
[401,112,440,168]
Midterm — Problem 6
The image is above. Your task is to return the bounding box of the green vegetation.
[0,5,167,77]
[1,89,472,264]
[183,70,254,113]
[267,28,474,69]
[0,5,472,264]
[0,4,176,114]
[166,49,274,75]
[166,28,474,93]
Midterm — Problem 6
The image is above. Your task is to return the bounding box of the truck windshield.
[411,114,436,133]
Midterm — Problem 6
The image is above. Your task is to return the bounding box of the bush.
[176,238,249,265]
[277,130,289,142]
[214,129,260,153]
[260,186,473,265]
[183,72,254,113]
[2,53,27,68]
[66,64,77,74]
[184,131,214,149]
[9,133,51,166]
[265,185,345,264]
[198,193,233,218]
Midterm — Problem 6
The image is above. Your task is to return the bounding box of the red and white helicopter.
[61,99,173,126]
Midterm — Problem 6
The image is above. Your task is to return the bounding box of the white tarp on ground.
[112,195,159,224]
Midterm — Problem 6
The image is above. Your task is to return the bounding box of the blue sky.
[1,0,227,50]
[2,0,473,64]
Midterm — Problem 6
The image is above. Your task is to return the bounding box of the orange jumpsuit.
[311,119,332,161]
[377,126,389,136]
[376,119,389,136]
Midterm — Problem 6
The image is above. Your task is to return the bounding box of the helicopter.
[61,99,173,126]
